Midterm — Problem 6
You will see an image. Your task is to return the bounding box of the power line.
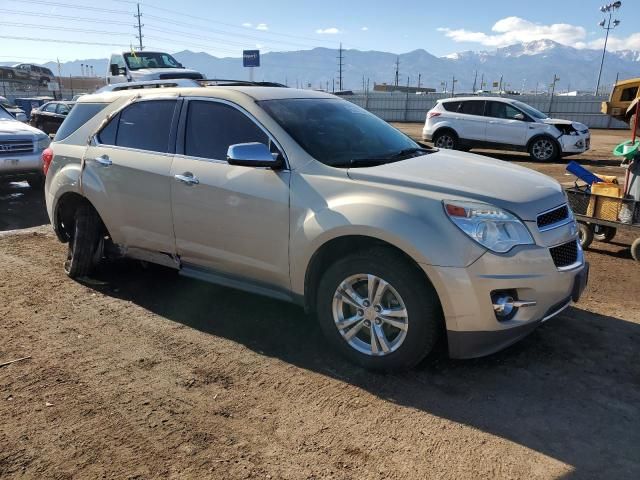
[8,0,131,15]
[0,34,135,48]
[0,21,132,36]
[0,8,133,25]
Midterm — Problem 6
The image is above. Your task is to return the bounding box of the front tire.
[529,136,559,162]
[316,247,442,371]
[64,205,102,278]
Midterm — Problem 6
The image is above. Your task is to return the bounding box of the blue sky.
[1,0,639,63]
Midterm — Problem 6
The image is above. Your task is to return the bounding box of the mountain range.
[3,40,639,93]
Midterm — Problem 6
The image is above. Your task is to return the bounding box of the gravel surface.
[1,129,639,479]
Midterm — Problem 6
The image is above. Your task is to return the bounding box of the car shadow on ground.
[470,149,621,168]
[0,182,48,231]
[89,259,640,479]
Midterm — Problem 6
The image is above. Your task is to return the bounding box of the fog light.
[491,291,537,321]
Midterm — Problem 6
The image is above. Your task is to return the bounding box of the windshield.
[0,106,15,120]
[512,100,548,120]
[124,52,181,70]
[259,98,421,167]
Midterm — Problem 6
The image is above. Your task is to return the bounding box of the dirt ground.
[1,129,639,479]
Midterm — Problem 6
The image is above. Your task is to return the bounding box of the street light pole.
[595,1,622,95]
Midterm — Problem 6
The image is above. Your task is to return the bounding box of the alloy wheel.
[435,135,454,149]
[532,138,555,161]
[332,274,408,356]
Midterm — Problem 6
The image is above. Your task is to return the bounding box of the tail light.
[42,147,53,175]
[427,111,441,119]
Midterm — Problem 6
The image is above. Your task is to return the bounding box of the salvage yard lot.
[1,128,639,479]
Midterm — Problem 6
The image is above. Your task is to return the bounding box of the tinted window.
[54,102,108,141]
[259,98,419,167]
[442,101,460,112]
[185,101,268,160]
[621,87,638,102]
[460,100,485,116]
[98,114,118,145]
[43,103,57,113]
[485,102,523,120]
[114,100,176,152]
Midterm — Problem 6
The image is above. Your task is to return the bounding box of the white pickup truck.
[106,51,204,85]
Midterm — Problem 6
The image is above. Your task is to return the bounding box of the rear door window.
[43,103,57,113]
[184,100,268,160]
[621,87,638,101]
[460,100,485,116]
[108,100,177,153]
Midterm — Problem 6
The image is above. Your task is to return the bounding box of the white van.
[107,51,204,85]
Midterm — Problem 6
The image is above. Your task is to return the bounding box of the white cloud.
[256,23,268,31]
[438,16,586,48]
[361,26,369,31]
[583,33,640,51]
[242,22,253,28]
[316,27,340,35]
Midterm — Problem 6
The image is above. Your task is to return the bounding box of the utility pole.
[80,64,84,77]
[332,78,335,93]
[472,70,478,92]
[549,74,560,115]
[394,56,400,87]
[337,43,344,91]
[595,1,622,95]
[498,74,503,93]
[417,73,421,90]
[56,58,62,99]
[480,73,484,91]
[451,75,457,96]
[134,2,144,51]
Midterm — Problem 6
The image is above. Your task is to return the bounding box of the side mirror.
[109,64,120,76]
[513,113,525,121]
[227,142,283,169]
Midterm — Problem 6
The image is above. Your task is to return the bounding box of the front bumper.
[421,244,589,359]
[559,132,590,154]
[0,150,43,177]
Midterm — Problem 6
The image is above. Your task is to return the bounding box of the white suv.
[423,97,590,162]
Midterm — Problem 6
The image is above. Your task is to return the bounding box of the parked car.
[30,101,75,135]
[10,64,54,86]
[0,104,50,188]
[0,96,28,122]
[106,51,203,85]
[44,87,588,370]
[423,97,590,162]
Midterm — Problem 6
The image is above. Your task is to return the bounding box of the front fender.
[289,191,485,296]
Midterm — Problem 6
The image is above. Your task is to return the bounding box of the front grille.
[549,240,578,268]
[0,139,34,155]
[537,205,569,229]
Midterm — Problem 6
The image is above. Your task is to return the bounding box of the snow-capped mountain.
[4,40,638,93]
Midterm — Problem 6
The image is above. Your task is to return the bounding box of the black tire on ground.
[27,176,45,189]
[631,238,640,262]
[528,136,559,162]
[593,225,617,243]
[432,130,459,150]
[64,205,102,278]
[578,222,594,249]
[316,247,443,371]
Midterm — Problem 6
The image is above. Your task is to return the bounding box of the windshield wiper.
[389,147,433,159]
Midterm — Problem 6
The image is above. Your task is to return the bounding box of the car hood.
[542,118,589,131]
[346,150,565,221]
[0,118,42,136]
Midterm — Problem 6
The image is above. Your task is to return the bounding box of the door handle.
[94,155,112,166]
[174,173,199,185]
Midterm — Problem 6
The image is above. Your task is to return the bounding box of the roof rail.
[198,79,287,88]
[96,79,201,93]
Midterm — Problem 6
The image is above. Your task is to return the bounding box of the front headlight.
[443,200,534,253]
[35,135,50,151]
